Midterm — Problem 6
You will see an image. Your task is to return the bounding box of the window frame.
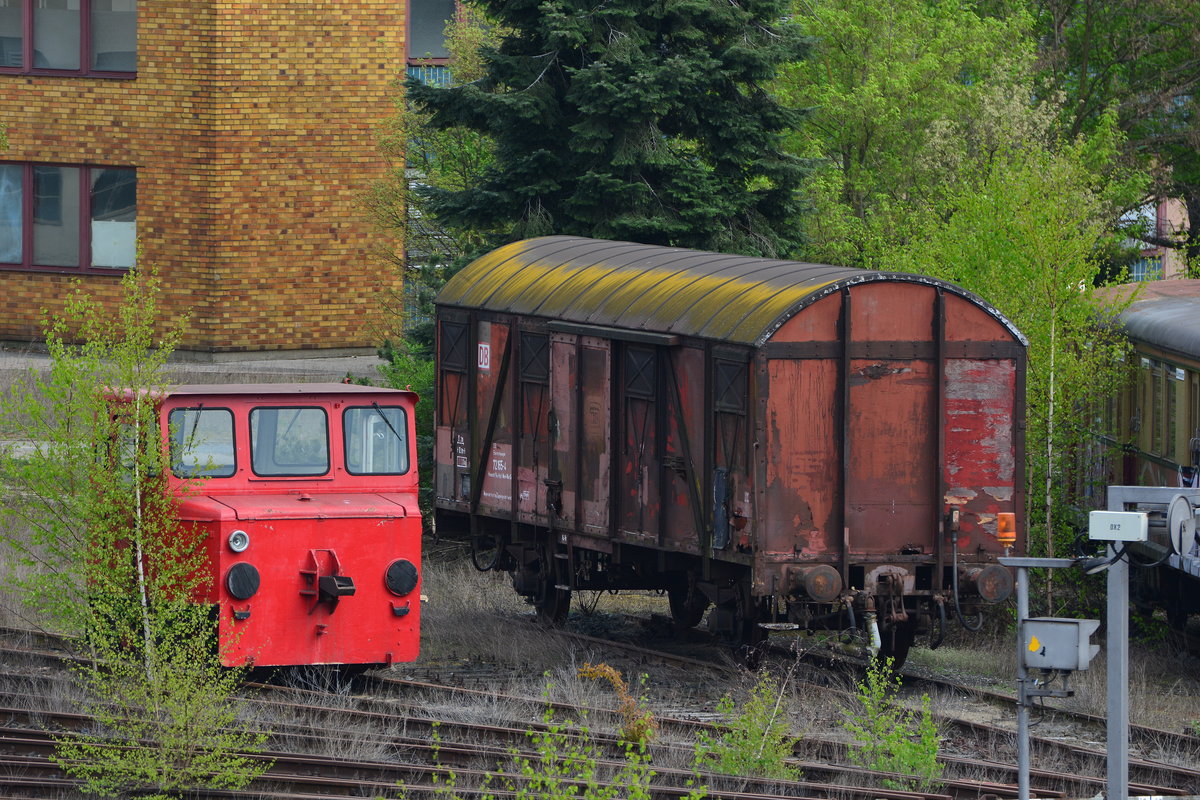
[0,0,137,78]
[248,406,331,478]
[167,406,237,479]
[0,161,137,274]
[342,405,411,476]
[406,0,454,66]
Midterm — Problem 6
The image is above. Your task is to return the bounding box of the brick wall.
[0,0,405,354]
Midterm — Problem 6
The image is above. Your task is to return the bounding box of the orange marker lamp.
[997,512,1017,546]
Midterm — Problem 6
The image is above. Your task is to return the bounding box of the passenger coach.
[434,237,1026,662]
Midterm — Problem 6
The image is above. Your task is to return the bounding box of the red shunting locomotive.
[156,383,421,668]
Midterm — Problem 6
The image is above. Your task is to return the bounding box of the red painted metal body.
[157,384,422,667]
[435,237,1025,656]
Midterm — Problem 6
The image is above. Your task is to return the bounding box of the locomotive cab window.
[344,406,410,475]
[168,407,235,478]
[250,406,329,476]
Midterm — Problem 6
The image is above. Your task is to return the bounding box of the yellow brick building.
[0,1,409,356]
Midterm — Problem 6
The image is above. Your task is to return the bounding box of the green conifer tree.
[406,0,811,257]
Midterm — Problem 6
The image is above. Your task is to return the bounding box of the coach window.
[344,406,409,475]
[250,407,329,477]
[168,408,236,478]
[0,0,136,74]
[0,163,136,272]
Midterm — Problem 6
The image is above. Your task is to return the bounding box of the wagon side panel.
[660,345,706,553]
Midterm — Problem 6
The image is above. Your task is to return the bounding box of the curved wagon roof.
[438,236,1025,347]
[1102,279,1200,361]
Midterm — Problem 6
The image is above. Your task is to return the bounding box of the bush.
[693,671,800,782]
[842,657,942,790]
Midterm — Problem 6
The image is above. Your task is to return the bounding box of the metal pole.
[1015,565,1030,800]
[1107,544,1129,800]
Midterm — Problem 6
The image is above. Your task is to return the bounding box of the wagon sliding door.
[547,333,612,535]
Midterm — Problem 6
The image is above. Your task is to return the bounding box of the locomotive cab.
[143,383,422,668]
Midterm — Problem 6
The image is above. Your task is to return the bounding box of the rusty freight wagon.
[434,237,1026,662]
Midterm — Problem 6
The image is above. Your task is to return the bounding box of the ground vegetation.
[0,271,268,798]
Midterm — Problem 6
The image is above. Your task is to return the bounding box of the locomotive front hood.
[205,493,412,521]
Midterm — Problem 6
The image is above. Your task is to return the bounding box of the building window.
[1130,256,1163,282]
[408,0,454,61]
[0,0,136,75]
[0,162,136,272]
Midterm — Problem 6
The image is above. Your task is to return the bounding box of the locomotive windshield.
[343,405,409,475]
[249,406,329,476]
[168,407,236,478]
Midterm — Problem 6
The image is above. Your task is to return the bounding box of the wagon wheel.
[667,581,710,632]
[534,578,571,626]
[532,544,571,626]
[876,616,918,670]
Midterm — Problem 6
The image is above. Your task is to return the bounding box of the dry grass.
[1061,644,1200,735]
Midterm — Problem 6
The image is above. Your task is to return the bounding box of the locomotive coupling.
[318,574,356,602]
[957,564,1013,603]
[787,564,843,603]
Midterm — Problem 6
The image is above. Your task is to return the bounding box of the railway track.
[0,621,1196,799]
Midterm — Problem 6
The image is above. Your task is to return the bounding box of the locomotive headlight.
[228,529,250,553]
[385,559,419,597]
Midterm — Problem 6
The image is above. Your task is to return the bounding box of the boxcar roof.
[1101,279,1200,360]
[438,236,1023,347]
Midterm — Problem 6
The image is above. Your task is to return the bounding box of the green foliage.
[0,271,268,798]
[1032,0,1200,263]
[510,705,654,800]
[842,657,942,791]
[693,671,800,782]
[405,0,811,258]
[776,0,1036,266]
[425,694,655,800]
[378,340,437,532]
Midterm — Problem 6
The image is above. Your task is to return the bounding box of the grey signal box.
[1022,617,1101,671]
[1088,510,1148,542]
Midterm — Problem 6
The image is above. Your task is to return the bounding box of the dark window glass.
[624,347,656,400]
[441,320,467,372]
[250,407,330,477]
[169,408,236,478]
[90,167,136,267]
[521,332,549,383]
[344,406,410,475]
[33,165,80,267]
[0,2,22,67]
[91,0,136,71]
[35,0,80,70]
[409,0,454,60]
